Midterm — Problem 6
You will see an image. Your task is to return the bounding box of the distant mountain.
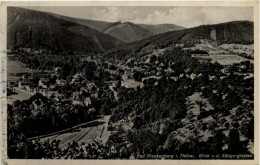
[138,24,185,34]
[7,7,123,53]
[49,14,185,43]
[102,22,153,43]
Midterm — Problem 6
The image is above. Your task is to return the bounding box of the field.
[220,44,254,57]
[200,54,252,65]
[7,56,38,74]
[7,90,33,104]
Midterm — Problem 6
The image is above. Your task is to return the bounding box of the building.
[18,79,34,93]
[38,78,48,88]
[112,81,120,88]
[56,79,66,86]
[71,73,83,84]
[84,97,92,107]
[121,79,144,89]
[190,73,197,80]
[91,93,99,99]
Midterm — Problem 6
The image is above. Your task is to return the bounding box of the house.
[39,89,49,97]
[22,74,29,80]
[240,65,247,69]
[122,73,129,81]
[56,79,66,86]
[170,76,178,81]
[72,92,80,100]
[221,68,229,74]
[72,92,83,106]
[7,81,17,89]
[84,97,92,107]
[165,67,174,74]
[39,89,58,99]
[159,63,164,67]
[126,58,134,64]
[156,66,163,71]
[48,91,59,99]
[34,51,39,55]
[7,49,12,54]
[80,87,88,93]
[54,67,61,74]
[49,84,56,91]
[122,70,134,81]
[112,81,120,88]
[71,73,83,84]
[198,73,203,77]
[18,79,31,92]
[121,79,144,89]
[87,82,96,91]
[244,73,253,80]
[220,76,225,80]
[212,90,218,94]
[190,73,197,80]
[91,93,99,99]
[156,71,162,76]
[88,108,96,114]
[38,78,48,88]
[72,100,83,106]
[209,75,217,81]
[26,48,31,53]
[145,57,151,64]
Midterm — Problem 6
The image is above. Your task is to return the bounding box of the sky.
[24,6,253,28]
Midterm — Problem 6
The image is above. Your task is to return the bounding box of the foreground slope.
[7,7,123,53]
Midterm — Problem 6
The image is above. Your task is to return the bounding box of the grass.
[200,54,252,65]
[7,58,38,74]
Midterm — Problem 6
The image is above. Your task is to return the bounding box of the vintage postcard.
[0,1,259,165]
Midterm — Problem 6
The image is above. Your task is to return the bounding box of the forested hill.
[138,23,185,35]
[136,20,254,47]
[7,7,123,54]
[179,21,254,44]
[103,21,254,60]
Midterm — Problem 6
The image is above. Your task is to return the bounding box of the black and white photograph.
[1,2,259,162]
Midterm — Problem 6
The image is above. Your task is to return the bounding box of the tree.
[133,71,145,82]
[133,116,143,129]
[228,129,244,154]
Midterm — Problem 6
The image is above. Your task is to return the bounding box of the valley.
[6,6,255,160]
